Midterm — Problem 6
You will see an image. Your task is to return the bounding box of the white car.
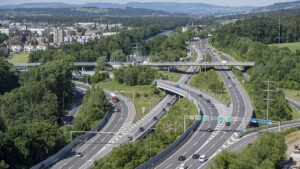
[179,163,188,169]
[199,154,208,163]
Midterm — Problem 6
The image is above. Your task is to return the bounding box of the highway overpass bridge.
[14,61,255,71]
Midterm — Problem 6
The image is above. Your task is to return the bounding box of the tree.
[96,56,108,71]
[0,58,19,94]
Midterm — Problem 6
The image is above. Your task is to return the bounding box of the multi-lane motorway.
[151,40,252,169]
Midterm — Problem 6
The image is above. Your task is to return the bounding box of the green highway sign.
[218,116,224,122]
[203,115,209,121]
[227,116,233,122]
[195,115,201,121]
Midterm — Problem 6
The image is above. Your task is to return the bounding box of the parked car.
[178,155,186,161]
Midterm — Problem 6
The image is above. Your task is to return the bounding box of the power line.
[262,78,276,129]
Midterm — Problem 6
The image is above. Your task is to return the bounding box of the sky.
[0,0,297,7]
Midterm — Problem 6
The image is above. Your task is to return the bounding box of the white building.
[28,28,49,36]
[11,45,22,52]
[0,28,9,35]
[102,32,117,36]
[23,45,35,52]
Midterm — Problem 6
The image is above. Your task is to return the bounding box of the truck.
[110,93,118,103]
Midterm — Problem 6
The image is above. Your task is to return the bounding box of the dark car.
[167,102,171,106]
[178,155,186,161]
[138,127,145,132]
[153,116,158,121]
[207,128,213,132]
[127,136,133,141]
[225,122,231,126]
[199,94,202,97]
[76,152,83,157]
[228,76,231,79]
[185,81,188,84]
[206,99,211,103]
[192,154,200,159]
[232,83,236,86]
[162,108,166,112]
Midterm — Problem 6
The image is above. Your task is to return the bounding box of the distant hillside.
[0,7,171,17]
[0,2,256,16]
[253,0,300,12]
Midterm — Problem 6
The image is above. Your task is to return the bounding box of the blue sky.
[1,0,296,7]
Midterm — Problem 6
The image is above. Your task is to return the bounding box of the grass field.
[190,69,231,104]
[283,89,300,103]
[270,42,300,53]
[9,52,29,63]
[96,79,162,122]
[159,71,182,82]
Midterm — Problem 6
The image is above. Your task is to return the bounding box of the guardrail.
[136,81,203,169]
[31,102,112,169]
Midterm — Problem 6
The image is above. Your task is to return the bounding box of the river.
[146,30,173,41]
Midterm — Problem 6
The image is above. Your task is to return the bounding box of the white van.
[199,154,208,163]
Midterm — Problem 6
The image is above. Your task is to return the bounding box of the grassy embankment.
[96,79,162,122]
[283,89,300,119]
[190,53,231,104]
[270,42,300,53]
[9,52,29,63]
[93,98,198,169]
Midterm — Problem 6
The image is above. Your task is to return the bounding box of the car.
[199,94,202,97]
[178,156,186,161]
[228,84,232,89]
[127,136,133,141]
[225,122,231,126]
[153,116,158,121]
[115,108,120,112]
[76,152,83,157]
[232,83,236,86]
[138,127,145,132]
[162,108,166,112]
[228,76,231,79]
[167,102,171,106]
[175,84,180,88]
[185,81,188,84]
[192,153,200,159]
[207,128,213,132]
[206,99,211,103]
[199,154,208,163]
[179,163,188,169]
[210,104,214,107]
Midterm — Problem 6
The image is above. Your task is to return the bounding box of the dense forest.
[0,57,109,168]
[140,30,195,61]
[210,16,300,121]
[114,65,157,86]
[208,131,289,169]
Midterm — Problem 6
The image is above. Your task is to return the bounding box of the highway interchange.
[45,39,300,169]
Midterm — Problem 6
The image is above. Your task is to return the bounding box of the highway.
[153,40,252,169]
[50,85,132,169]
